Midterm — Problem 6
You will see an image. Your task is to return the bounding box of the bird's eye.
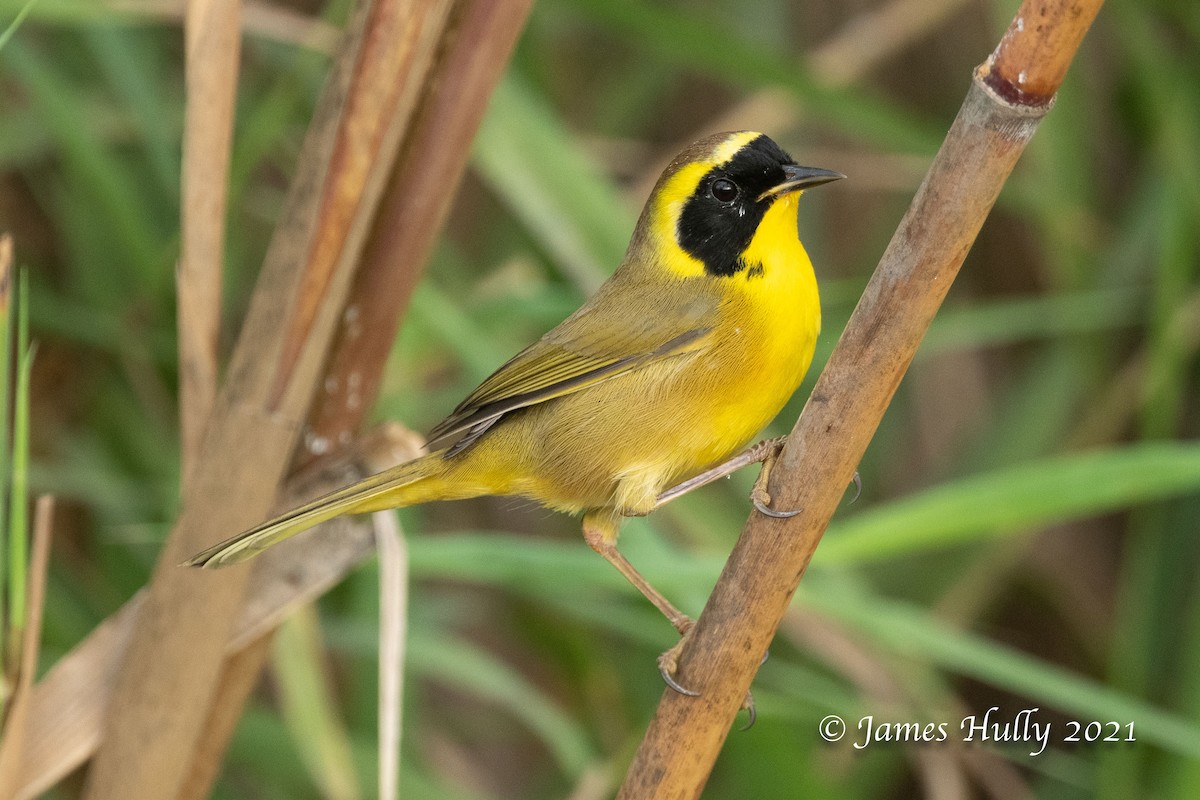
[710,178,738,203]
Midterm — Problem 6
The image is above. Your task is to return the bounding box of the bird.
[187,130,843,694]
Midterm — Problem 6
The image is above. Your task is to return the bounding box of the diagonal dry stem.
[176,0,239,489]
[173,0,244,779]
[179,1,532,792]
[12,0,532,795]
[10,425,416,800]
[82,0,456,797]
[618,1,1104,796]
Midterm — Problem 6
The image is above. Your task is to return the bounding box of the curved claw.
[849,471,863,504]
[659,662,700,697]
[753,495,801,518]
[739,693,758,731]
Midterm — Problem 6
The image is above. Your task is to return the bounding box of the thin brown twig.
[109,0,342,54]
[0,496,53,800]
[810,0,969,87]
[177,0,238,508]
[630,0,970,202]
[618,1,1103,796]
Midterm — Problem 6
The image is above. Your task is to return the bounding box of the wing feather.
[426,275,718,454]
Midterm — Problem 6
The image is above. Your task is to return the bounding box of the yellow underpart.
[700,189,820,466]
[739,191,809,283]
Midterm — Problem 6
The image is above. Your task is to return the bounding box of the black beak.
[757,165,846,201]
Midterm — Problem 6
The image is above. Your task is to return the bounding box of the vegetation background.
[1,0,1199,797]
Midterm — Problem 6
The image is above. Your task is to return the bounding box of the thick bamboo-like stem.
[267,0,454,407]
[296,0,535,468]
[10,0,532,794]
[82,0,454,796]
[173,3,246,787]
[181,0,533,789]
[618,1,1102,797]
[177,0,240,487]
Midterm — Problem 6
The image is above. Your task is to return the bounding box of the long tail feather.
[185,452,448,568]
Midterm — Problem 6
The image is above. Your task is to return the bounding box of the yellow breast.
[676,191,820,471]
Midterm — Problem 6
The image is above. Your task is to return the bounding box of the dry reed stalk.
[11,426,416,800]
[618,1,1103,797]
[297,0,536,468]
[176,0,239,488]
[178,0,533,790]
[173,3,246,786]
[373,509,408,800]
[0,497,54,800]
[81,0,456,796]
[15,0,531,793]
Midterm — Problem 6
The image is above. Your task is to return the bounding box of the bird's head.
[632,131,843,279]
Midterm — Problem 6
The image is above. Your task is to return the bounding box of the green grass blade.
[83,27,180,198]
[0,0,39,52]
[1,38,168,296]
[921,288,1141,358]
[272,609,362,800]
[473,73,634,292]
[6,271,31,658]
[820,443,1200,564]
[408,631,596,775]
[0,256,8,681]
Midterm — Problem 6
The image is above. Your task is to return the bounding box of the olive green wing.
[427,279,716,455]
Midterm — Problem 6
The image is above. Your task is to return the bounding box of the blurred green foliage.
[2,0,1200,797]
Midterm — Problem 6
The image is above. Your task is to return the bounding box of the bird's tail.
[185,451,454,568]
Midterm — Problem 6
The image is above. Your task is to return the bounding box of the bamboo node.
[976,61,1057,111]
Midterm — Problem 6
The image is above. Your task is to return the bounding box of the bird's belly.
[483,317,816,515]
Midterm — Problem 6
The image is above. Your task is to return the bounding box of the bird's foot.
[657,618,699,697]
[656,620,759,730]
[750,439,800,518]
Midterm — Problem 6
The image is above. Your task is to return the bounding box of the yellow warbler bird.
[188,131,841,687]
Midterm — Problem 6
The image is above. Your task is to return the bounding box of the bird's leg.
[585,510,763,712]
[652,436,799,517]
[582,512,700,696]
[619,439,858,717]
[652,437,789,509]
[653,436,862,516]
[641,438,790,714]
[582,512,692,635]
